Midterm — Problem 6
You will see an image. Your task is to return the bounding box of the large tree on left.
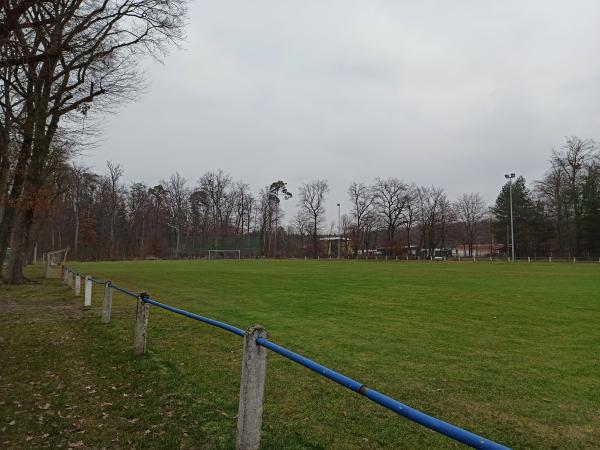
[0,0,187,283]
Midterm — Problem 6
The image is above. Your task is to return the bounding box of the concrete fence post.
[102,281,113,324]
[68,270,74,288]
[573,257,576,263]
[63,268,68,284]
[528,256,531,263]
[549,256,552,263]
[133,293,150,356]
[236,325,268,450]
[84,276,92,308]
[75,273,81,295]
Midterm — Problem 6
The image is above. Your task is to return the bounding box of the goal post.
[208,249,241,260]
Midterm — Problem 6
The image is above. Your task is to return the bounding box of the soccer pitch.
[67,260,598,448]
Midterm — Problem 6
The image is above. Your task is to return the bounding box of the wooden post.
[236,325,268,450]
[63,268,68,284]
[84,276,92,308]
[68,270,74,288]
[75,273,81,295]
[573,257,576,263]
[528,256,531,263]
[102,281,113,324]
[133,293,150,356]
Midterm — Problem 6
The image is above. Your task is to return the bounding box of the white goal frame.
[208,249,241,260]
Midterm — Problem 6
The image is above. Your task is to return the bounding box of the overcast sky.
[83,1,600,224]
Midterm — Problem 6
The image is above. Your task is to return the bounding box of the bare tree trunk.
[5,208,34,284]
[0,125,33,278]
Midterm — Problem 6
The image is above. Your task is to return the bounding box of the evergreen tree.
[492,176,549,257]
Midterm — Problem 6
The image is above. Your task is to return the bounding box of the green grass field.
[2,260,599,449]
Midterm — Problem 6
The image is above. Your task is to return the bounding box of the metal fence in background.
[61,266,510,450]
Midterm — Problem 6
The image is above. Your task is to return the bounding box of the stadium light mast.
[504,173,516,262]
[337,203,341,259]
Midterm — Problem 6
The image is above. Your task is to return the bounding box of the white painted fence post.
[133,293,150,356]
[63,267,68,284]
[549,256,552,262]
[573,257,576,263]
[236,325,268,450]
[528,256,531,263]
[68,270,74,288]
[75,273,81,295]
[102,281,113,324]
[84,276,92,308]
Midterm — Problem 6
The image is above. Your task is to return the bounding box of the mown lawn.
[1,260,599,449]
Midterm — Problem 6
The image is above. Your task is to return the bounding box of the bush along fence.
[62,266,510,450]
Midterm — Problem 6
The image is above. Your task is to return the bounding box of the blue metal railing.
[72,269,509,449]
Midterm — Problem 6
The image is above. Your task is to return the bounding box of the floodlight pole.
[504,173,516,262]
[337,203,341,259]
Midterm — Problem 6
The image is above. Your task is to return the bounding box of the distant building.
[454,243,503,257]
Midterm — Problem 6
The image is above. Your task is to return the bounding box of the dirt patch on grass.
[1,297,90,323]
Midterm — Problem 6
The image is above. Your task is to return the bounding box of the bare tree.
[258,180,291,257]
[127,182,150,258]
[372,177,410,255]
[298,180,329,257]
[164,172,189,258]
[199,169,232,246]
[347,181,374,256]
[416,186,451,258]
[550,136,596,254]
[105,162,124,258]
[454,192,486,257]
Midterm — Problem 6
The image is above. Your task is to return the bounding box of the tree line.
[9,135,597,276]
